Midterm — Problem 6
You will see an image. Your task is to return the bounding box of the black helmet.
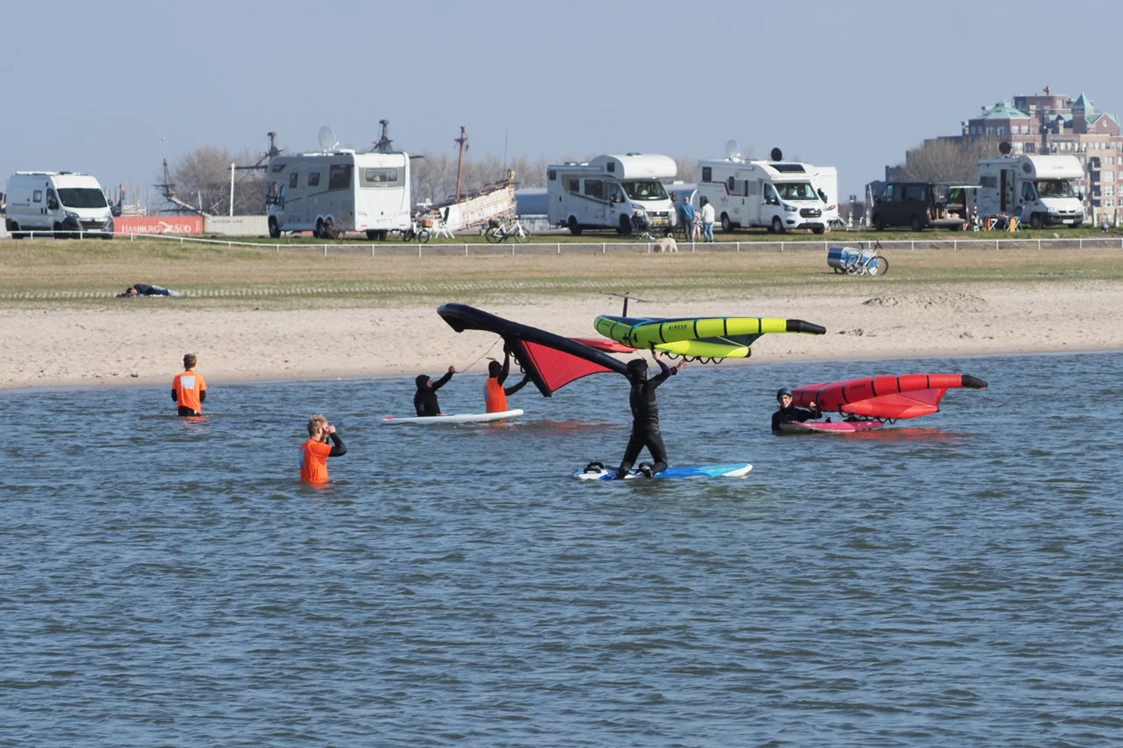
[777,387,792,399]
[626,358,648,378]
[416,374,430,388]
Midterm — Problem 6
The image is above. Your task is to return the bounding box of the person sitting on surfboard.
[485,345,531,413]
[300,414,347,483]
[414,366,456,417]
[771,387,821,433]
[615,353,686,479]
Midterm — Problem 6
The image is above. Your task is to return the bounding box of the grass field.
[2,236,1122,307]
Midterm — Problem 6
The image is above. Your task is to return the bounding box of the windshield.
[621,180,668,201]
[1034,179,1076,198]
[775,182,819,201]
[57,188,108,209]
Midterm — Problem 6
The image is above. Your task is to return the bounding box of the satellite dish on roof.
[724,139,742,161]
[318,126,338,151]
[998,140,1012,155]
[770,147,783,161]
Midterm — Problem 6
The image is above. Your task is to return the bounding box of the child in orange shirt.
[300,414,347,483]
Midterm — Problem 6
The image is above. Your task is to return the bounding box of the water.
[2,352,1122,746]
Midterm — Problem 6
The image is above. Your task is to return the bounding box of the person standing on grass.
[171,353,207,417]
[300,414,347,483]
[678,196,696,241]
[700,197,716,243]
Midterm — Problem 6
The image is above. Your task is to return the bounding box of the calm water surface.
[2,352,1122,746]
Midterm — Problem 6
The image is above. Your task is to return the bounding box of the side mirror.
[48,199,59,210]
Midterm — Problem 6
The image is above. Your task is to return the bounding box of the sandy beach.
[3,280,1122,391]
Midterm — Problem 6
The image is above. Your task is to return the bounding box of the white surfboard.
[380,409,524,425]
[575,463,753,481]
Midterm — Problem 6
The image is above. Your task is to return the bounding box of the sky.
[3,0,1121,207]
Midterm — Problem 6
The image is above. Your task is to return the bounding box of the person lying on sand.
[117,283,183,297]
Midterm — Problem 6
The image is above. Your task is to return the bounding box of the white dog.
[655,237,679,253]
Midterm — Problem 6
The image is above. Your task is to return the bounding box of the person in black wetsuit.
[615,353,687,479]
[414,366,456,417]
[771,387,821,432]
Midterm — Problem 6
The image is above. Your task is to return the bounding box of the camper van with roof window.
[975,153,1085,229]
[695,150,836,234]
[266,149,411,239]
[546,154,677,236]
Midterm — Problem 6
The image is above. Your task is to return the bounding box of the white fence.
[102,233,1123,257]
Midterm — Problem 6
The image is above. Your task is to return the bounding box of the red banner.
[114,216,204,235]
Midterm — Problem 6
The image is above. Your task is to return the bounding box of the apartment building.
[895,87,1123,225]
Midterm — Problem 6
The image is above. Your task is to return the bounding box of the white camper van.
[266,150,411,239]
[4,172,114,238]
[976,154,1085,229]
[547,154,677,235]
[696,157,836,234]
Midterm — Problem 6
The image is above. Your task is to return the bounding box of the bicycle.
[400,218,431,244]
[484,216,531,244]
[827,240,888,276]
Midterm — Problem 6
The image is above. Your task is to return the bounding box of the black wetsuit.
[325,432,347,457]
[616,360,677,478]
[771,404,822,432]
[414,370,454,417]
[492,352,530,396]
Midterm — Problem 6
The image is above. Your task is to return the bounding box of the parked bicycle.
[827,240,888,276]
[400,217,432,244]
[484,216,532,244]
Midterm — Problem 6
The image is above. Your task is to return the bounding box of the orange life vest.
[485,377,508,413]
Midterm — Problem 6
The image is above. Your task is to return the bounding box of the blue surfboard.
[575,463,753,481]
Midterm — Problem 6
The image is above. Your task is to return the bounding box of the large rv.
[4,171,114,238]
[695,158,836,234]
[547,154,678,235]
[266,150,411,239]
[975,154,1085,229]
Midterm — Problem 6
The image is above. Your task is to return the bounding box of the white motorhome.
[976,154,1085,229]
[547,154,677,235]
[266,150,411,239]
[696,158,836,234]
[4,172,114,238]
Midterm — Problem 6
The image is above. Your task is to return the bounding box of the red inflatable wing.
[792,374,987,420]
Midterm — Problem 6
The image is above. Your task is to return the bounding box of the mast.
[454,126,469,202]
[372,120,393,153]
